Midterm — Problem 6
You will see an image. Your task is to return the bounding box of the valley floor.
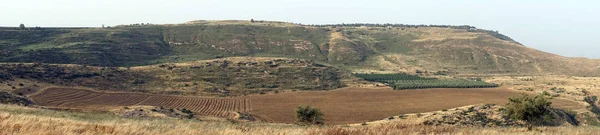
[0,104,598,135]
[28,87,582,125]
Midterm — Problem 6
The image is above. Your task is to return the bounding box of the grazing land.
[2,21,599,76]
[3,20,600,134]
[29,87,581,125]
[0,57,346,97]
[2,104,599,135]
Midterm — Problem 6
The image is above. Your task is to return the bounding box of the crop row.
[31,88,102,106]
[139,96,248,117]
[383,80,499,90]
[31,88,249,118]
[353,73,433,81]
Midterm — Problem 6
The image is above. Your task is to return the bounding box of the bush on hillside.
[296,105,324,125]
[504,94,554,126]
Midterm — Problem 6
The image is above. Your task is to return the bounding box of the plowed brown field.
[29,87,582,124]
[30,88,249,118]
[247,87,582,124]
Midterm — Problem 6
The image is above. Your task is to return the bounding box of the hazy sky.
[1,0,598,58]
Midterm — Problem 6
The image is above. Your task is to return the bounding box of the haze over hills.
[2,19,600,134]
[1,20,598,76]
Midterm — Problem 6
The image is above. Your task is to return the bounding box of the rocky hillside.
[1,20,598,76]
[0,57,346,96]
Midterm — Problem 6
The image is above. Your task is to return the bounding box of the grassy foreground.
[0,104,598,135]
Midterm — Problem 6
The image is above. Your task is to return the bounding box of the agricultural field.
[28,87,582,125]
[354,73,498,89]
[30,88,250,118]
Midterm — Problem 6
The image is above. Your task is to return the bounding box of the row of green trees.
[354,73,498,90]
[386,79,499,89]
[353,73,433,82]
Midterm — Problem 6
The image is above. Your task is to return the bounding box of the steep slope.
[0,20,598,76]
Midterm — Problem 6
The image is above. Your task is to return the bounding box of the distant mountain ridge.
[0,20,598,76]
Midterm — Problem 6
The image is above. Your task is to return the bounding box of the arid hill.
[1,20,598,76]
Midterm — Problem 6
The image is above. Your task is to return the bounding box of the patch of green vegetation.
[354,73,498,90]
[296,105,324,125]
[354,73,432,81]
[504,94,556,127]
[0,27,169,67]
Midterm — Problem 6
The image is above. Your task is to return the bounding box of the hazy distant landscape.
[1,19,600,134]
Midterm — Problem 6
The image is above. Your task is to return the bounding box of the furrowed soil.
[28,87,582,125]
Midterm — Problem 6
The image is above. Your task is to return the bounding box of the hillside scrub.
[0,58,345,96]
[504,94,556,127]
[1,22,598,76]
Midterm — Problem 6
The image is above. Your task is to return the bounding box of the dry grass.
[0,104,598,135]
[486,75,600,101]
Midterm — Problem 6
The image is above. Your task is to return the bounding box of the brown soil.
[29,87,582,125]
[29,88,248,118]
[246,87,582,124]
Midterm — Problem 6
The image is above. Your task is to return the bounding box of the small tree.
[504,94,554,127]
[296,105,324,125]
[19,24,25,30]
[250,19,255,23]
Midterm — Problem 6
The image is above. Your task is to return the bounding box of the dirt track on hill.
[29,87,582,125]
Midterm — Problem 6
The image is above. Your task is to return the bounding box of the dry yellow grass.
[1,104,598,135]
[486,75,600,101]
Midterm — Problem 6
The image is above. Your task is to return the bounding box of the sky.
[1,0,598,58]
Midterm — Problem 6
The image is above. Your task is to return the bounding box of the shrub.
[181,108,193,114]
[296,105,324,125]
[398,114,406,119]
[504,94,554,126]
[542,91,550,96]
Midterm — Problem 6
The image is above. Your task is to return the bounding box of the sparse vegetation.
[0,21,597,76]
[0,58,344,96]
[1,20,599,134]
